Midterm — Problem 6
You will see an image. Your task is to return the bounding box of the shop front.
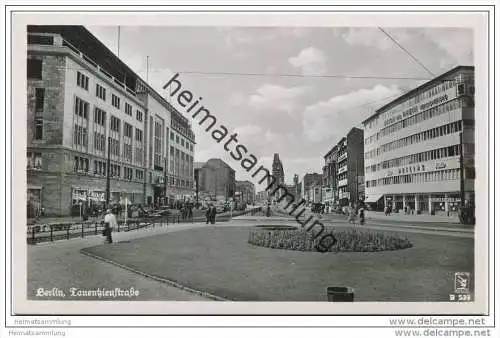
[27,188,41,218]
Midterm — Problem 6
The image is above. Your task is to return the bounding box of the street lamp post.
[459,131,465,207]
[164,157,168,206]
[105,136,111,209]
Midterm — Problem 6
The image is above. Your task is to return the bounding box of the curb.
[79,248,228,302]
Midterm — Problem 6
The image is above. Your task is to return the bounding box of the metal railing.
[26,207,264,245]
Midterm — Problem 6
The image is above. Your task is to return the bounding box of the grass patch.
[82,226,474,302]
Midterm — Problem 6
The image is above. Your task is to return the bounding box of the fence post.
[95,222,98,235]
[67,225,70,240]
[31,226,35,244]
[50,225,53,242]
[81,223,84,238]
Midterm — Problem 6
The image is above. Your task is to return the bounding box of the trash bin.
[326,286,354,302]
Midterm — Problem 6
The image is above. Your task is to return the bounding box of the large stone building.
[26,26,195,217]
[235,180,256,205]
[362,66,475,215]
[336,127,365,206]
[194,159,236,201]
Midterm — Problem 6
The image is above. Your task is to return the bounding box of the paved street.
[27,210,474,302]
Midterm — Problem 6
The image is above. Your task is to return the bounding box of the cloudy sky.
[86,26,473,188]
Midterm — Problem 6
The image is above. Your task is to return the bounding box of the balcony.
[338,153,348,162]
[338,179,348,187]
[338,165,348,175]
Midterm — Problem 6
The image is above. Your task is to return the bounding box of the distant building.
[256,190,268,204]
[362,66,475,214]
[301,173,322,203]
[272,153,285,185]
[322,145,339,206]
[336,127,365,206]
[235,180,256,205]
[194,159,235,201]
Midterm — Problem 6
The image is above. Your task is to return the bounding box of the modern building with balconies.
[362,65,475,215]
[335,128,365,206]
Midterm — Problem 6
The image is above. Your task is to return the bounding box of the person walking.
[210,204,217,224]
[348,204,357,224]
[103,208,117,244]
[359,206,365,225]
[205,204,211,224]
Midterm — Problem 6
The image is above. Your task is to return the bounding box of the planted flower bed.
[248,226,413,252]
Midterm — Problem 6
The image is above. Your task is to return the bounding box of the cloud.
[227,92,246,107]
[303,84,402,142]
[234,125,262,137]
[421,28,473,67]
[289,47,327,75]
[341,28,410,51]
[248,84,308,112]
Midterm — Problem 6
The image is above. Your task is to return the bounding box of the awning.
[364,194,383,203]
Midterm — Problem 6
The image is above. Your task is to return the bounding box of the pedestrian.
[188,204,193,220]
[210,204,217,224]
[103,208,117,244]
[206,204,212,224]
[348,205,357,224]
[359,207,365,225]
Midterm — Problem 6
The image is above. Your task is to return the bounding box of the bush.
[248,227,413,253]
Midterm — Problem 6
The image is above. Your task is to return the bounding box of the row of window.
[365,168,474,187]
[365,77,465,131]
[380,98,469,139]
[366,145,462,173]
[365,121,465,160]
[170,131,194,152]
[75,70,144,123]
[378,121,463,155]
[167,176,194,189]
[364,97,471,150]
[171,119,195,141]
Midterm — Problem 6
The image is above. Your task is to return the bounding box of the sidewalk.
[28,222,213,302]
[365,210,460,223]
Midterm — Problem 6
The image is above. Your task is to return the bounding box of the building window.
[181,138,185,147]
[27,59,42,79]
[74,125,88,146]
[94,107,106,126]
[74,97,89,119]
[136,110,143,122]
[35,88,45,112]
[93,132,106,152]
[96,84,106,101]
[110,116,121,132]
[135,128,143,142]
[34,117,43,140]
[125,102,132,116]
[124,123,133,138]
[170,132,174,140]
[77,71,89,90]
[124,167,133,180]
[73,156,89,172]
[112,94,120,109]
[176,135,179,144]
[135,170,144,181]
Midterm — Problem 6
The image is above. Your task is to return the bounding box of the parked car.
[311,203,324,213]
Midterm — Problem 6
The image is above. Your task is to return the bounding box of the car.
[311,203,324,213]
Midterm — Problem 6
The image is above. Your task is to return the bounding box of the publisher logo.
[454,272,470,294]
